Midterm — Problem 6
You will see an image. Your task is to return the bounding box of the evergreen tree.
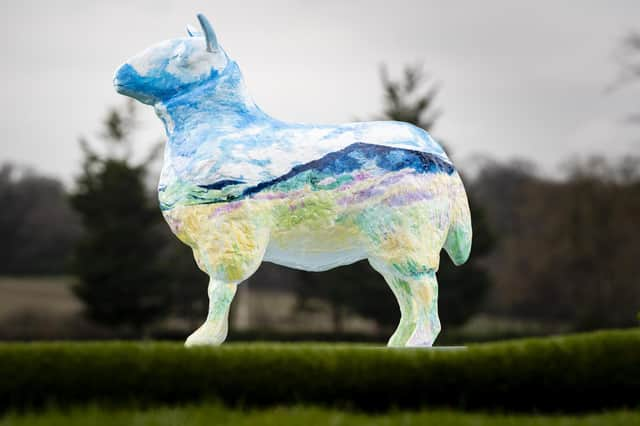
[70,102,171,334]
[378,64,442,133]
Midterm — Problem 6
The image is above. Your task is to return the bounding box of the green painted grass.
[2,404,639,426]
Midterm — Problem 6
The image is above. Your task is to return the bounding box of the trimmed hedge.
[0,329,638,412]
[3,404,640,426]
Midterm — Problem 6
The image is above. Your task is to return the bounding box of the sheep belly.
[261,170,456,272]
[162,169,458,281]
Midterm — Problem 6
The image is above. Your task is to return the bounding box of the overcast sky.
[1,0,639,183]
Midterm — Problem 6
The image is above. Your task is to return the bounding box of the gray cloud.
[1,0,638,183]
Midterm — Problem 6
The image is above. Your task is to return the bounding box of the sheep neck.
[154,64,271,139]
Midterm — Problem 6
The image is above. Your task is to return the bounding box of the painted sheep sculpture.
[113,14,472,347]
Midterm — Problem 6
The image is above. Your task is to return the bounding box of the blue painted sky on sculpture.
[114,34,451,203]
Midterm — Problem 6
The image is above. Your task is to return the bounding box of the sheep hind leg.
[369,258,441,347]
[185,279,237,347]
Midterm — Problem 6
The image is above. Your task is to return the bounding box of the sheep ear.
[186,24,201,37]
[197,13,218,52]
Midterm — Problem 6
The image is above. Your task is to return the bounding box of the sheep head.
[113,14,228,105]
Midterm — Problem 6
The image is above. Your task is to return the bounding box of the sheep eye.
[171,44,187,60]
[173,55,192,69]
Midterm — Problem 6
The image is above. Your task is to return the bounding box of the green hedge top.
[1,329,639,412]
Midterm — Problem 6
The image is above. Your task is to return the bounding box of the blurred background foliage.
[0,39,638,344]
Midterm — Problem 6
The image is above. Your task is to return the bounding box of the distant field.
[0,276,80,319]
[0,275,556,343]
[2,404,638,426]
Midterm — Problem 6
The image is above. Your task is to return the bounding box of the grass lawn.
[2,404,639,426]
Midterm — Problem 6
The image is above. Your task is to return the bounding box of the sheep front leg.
[185,279,237,347]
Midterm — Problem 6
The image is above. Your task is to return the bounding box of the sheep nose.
[113,66,125,92]
[113,63,136,93]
